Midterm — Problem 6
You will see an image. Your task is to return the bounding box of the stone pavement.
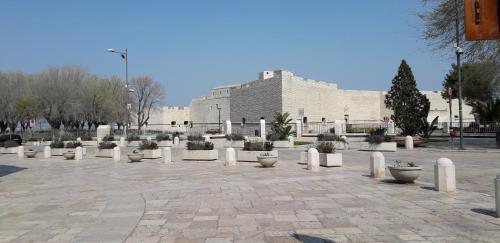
[1,148,500,242]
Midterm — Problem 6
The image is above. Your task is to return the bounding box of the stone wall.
[189,86,233,123]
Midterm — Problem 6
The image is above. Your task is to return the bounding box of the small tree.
[385,60,430,136]
[131,76,163,132]
[269,112,293,140]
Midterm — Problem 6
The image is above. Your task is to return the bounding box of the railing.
[450,122,499,133]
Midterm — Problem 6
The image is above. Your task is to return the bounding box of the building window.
[321,117,326,122]
[183,121,189,125]
[303,117,308,124]
[171,121,176,125]
[242,118,246,125]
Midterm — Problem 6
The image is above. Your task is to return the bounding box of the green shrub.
[156,133,171,141]
[205,129,220,134]
[139,140,159,150]
[50,140,65,148]
[225,134,244,141]
[2,141,19,148]
[65,141,82,148]
[186,141,214,150]
[294,141,313,146]
[316,142,336,153]
[242,141,273,151]
[127,135,140,142]
[365,128,392,144]
[103,135,115,142]
[317,133,346,142]
[80,134,93,141]
[266,133,287,141]
[187,135,204,141]
[98,142,117,149]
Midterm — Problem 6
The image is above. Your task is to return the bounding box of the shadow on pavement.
[471,208,497,218]
[292,233,336,243]
[0,164,27,177]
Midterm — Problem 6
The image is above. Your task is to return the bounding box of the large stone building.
[151,70,473,128]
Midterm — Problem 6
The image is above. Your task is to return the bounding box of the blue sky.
[0,0,453,106]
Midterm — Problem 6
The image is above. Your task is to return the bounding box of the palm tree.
[270,112,294,140]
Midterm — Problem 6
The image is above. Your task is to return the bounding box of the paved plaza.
[1,146,500,243]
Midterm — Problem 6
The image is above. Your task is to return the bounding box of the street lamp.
[454,0,465,150]
[106,48,129,138]
[216,104,222,133]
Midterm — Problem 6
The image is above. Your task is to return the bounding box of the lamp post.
[454,0,465,150]
[216,104,222,133]
[106,48,129,138]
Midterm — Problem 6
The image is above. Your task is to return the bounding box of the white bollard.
[76,137,82,143]
[307,148,319,172]
[405,136,414,150]
[341,135,349,150]
[44,146,51,158]
[225,148,236,166]
[495,174,500,218]
[203,135,211,142]
[244,136,249,142]
[260,119,266,141]
[225,120,232,135]
[434,158,456,192]
[97,137,102,144]
[370,152,385,178]
[147,136,152,142]
[75,147,83,160]
[120,137,126,147]
[173,136,180,146]
[17,146,24,158]
[113,147,121,162]
[288,136,294,147]
[296,119,302,138]
[162,147,171,164]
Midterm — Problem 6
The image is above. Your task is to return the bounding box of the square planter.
[142,149,162,159]
[272,140,293,148]
[63,148,87,156]
[51,148,65,156]
[360,142,397,152]
[0,147,18,154]
[95,149,114,158]
[319,153,342,167]
[300,151,308,165]
[157,141,173,147]
[237,150,278,162]
[182,150,218,161]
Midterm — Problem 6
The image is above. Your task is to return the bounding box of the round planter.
[63,151,76,160]
[388,166,422,183]
[257,156,278,167]
[24,150,38,158]
[127,153,144,162]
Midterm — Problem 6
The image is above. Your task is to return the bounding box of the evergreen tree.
[385,60,430,136]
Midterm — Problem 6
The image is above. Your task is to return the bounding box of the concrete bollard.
[260,119,266,141]
[162,147,171,164]
[225,120,232,135]
[244,136,249,142]
[288,136,294,147]
[405,136,414,150]
[17,146,24,158]
[296,119,302,138]
[495,174,499,218]
[120,137,126,147]
[76,137,82,143]
[370,152,385,178]
[225,148,236,166]
[173,137,180,146]
[203,135,211,142]
[113,147,121,162]
[97,137,102,144]
[147,136,152,142]
[44,146,51,158]
[75,147,83,160]
[307,148,319,172]
[434,158,456,192]
[341,135,349,150]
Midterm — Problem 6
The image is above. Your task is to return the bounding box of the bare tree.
[130,76,163,132]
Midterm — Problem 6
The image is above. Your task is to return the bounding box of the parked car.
[0,134,23,145]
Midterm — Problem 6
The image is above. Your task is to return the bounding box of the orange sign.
[464,0,500,40]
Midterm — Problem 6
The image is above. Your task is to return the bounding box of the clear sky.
[0,0,453,106]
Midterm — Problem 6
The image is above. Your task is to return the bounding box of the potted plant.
[95,141,117,158]
[50,140,65,156]
[127,135,141,147]
[139,140,162,159]
[388,160,422,183]
[225,133,245,148]
[257,152,278,167]
[267,112,294,148]
[0,141,19,154]
[24,148,38,158]
[361,128,397,152]
[182,139,218,161]
[317,133,348,150]
[237,141,277,162]
[127,149,144,162]
[63,150,76,160]
[316,142,342,167]
[156,133,173,147]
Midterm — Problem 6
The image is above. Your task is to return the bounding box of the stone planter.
[51,148,65,156]
[24,150,38,158]
[237,150,278,162]
[63,151,76,160]
[0,147,18,154]
[272,140,293,148]
[95,149,114,158]
[319,153,342,167]
[141,149,162,159]
[127,141,141,147]
[388,166,422,183]
[127,153,144,162]
[157,141,173,147]
[360,142,397,152]
[182,149,218,161]
[257,155,278,167]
